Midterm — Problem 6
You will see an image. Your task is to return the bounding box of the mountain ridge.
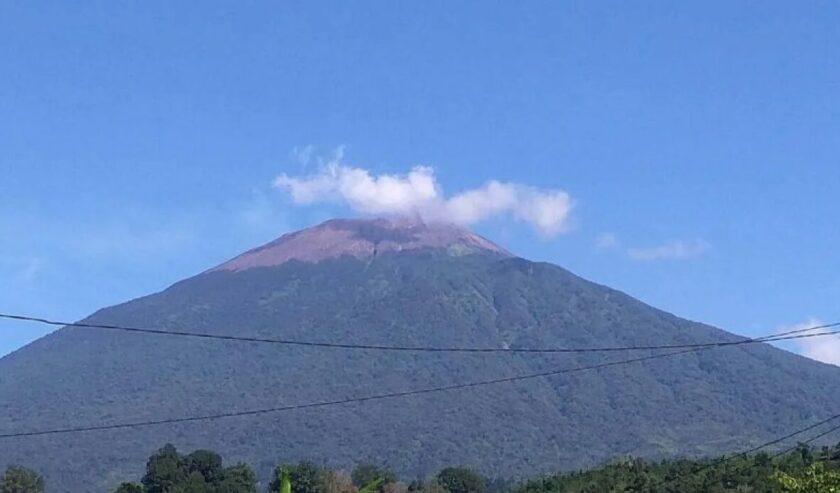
[213,217,510,272]
[1,219,839,491]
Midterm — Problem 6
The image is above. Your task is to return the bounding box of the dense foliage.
[775,463,840,492]
[436,468,484,493]
[112,444,257,493]
[0,465,43,493]
[515,444,840,493]
[5,441,840,492]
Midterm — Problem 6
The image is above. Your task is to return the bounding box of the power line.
[0,347,706,439]
[747,414,840,458]
[1,312,838,354]
[655,412,840,490]
[3,316,839,489]
[3,340,837,488]
[771,418,840,459]
[2,312,837,443]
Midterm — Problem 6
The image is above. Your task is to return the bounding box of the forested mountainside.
[2,219,839,491]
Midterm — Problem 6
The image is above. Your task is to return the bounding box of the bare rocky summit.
[214,217,510,272]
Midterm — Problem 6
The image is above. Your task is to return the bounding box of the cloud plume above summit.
[273,154,573,237]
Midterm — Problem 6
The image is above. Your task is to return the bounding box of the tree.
[281,470,293,493]
[117,445,257,493]
[322,471,354,493]
[407,480,424,493]
[410,481,445,493]
[114,483,144,493]
[269,463,323,493]
[185,450,224,484]
[0,466,44,493]
[797,444,815,467]
[142,444,187,493]
[775,462,840,492]
[381,482,408,493]
[351,464,396,493]
[352,465,395,489]
[174,471,211,493]
[216,463,257,493]
[436,468,484,493]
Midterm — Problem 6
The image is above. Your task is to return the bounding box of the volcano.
[1,218,839,491]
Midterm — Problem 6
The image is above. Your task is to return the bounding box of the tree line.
[2,441,839,492]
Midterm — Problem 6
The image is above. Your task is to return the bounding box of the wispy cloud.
[273,149,573,237]
[778,318,840,366]
[290,145,315,167]
[0,208,206,278]
[594,232,620,251]
[236,190,292,241]
[627,239,711,261]
[0,255,45,285]
[66,225,196,259]
[595,233,711,261]
[16,256,44,283]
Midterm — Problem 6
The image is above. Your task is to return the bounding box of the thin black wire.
[0,347,706,439]
[654,413,840,490]
[2,314,839,489]
[771,419,840,458]
[749,414,840,458]
[1,312,837,354]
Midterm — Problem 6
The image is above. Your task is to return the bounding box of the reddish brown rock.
[213,217,510,272]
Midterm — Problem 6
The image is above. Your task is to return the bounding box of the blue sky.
[1,1,838,362]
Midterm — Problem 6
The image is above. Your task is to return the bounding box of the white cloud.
[512,188,574,237]
[627,239,711,261]
[273,153,573,237]
[442,180,517,224]
[780,318,840,366]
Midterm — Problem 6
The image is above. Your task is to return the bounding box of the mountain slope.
[1,218,839,491]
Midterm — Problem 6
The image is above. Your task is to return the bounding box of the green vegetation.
[515,444,840,493]
[5,251,840,491]
[436,468,484,493]
[774,463,840,492]
[111,444,257,493]
[279,469,291,493]
[8,441,840,492]
[351,465,394,490]
[0,465,44,493]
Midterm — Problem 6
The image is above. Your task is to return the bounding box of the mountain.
[213,217,510,271]
[1,218,839,491]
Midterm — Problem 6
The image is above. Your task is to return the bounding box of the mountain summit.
[215,217,510,272]
[2,218,840,491]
